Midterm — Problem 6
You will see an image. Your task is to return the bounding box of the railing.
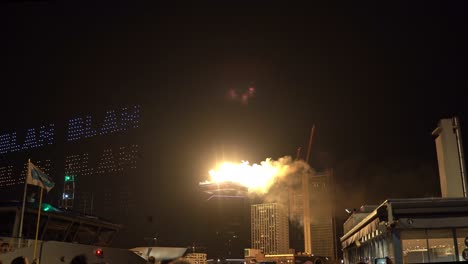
[0,236,40,254]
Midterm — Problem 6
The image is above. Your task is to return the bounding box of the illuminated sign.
[0,105,141,190]
[0,124,54,154]
[67,105,140,141]
[0,105,140,154]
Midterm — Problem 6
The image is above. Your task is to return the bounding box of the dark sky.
[2,2,468,247]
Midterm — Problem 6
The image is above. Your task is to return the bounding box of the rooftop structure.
[0,201,187,264]
[199,181,248,200]
[244,250,331,264]
[341,197,468,263]
[432,117,468,198]
[0,201,121,246]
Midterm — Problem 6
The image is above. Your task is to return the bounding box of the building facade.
[309,171,336,259]
[181,253,208,264]
[341,198,468,264]
[432,117,468,198]
[251,203,289,255]
[287,170,336,258]
[200,182,251,260]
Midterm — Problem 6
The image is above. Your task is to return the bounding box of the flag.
[27,161,55,192]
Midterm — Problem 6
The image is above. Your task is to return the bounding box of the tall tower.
[288,184,305,253]
[309,171,336,259]
[199,182,250,259]
[251,203,289,254]
[432,117,468,197]
[288,170,337,258]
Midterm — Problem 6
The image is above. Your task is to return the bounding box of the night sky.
[2,2,468,249]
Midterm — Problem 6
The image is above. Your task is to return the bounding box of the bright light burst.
[207,159,289,194]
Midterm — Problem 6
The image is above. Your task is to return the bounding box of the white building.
[341,198,468,263]
[432,117,468,198]
[251,203,289,254]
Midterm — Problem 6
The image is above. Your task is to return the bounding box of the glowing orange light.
[205,159,290,194]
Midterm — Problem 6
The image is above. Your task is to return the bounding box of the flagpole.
[33,186,43,264]
[18,159,30,246]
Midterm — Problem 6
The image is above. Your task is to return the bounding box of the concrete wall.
[434,118,465,197]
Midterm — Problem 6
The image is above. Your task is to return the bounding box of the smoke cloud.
[204,156,317,224]
[205,155,313,194]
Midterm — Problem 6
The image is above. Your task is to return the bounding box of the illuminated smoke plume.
[203,156,312,195]
[202,156,319,226]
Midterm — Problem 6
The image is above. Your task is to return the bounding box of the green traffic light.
[65,175,74,181]
[42,203,52,212]
[41,203,58,212]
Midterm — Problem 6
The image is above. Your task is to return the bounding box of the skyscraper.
[287,170,336,258]
[251,203,289,255]
[309,171,336,259]
[200,182,250,260]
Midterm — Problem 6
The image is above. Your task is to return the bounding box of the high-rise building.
[251,203,289,255]
[287,170,336,258]
[200,182,250,260]
[309,171,336,259]
[287,183,305,253]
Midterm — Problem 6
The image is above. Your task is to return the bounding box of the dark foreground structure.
[0,201,186,264]
[341,198,468,263]
[0,201,121,246]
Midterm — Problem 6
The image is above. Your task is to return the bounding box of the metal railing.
[0,236,39,254]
